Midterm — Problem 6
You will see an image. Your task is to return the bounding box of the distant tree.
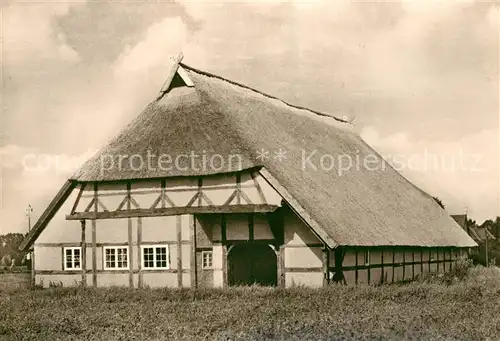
[479,219,494,240]
[433,197,445,209]
[0,233,27,266]
[495,217,500,239]
[481,219,500,239]
[480,220,494,228]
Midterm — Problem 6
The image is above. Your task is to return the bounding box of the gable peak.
[156,52,194,100]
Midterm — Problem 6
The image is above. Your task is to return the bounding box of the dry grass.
[1,266,499,341]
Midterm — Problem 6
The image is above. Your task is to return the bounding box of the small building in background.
[451,214,496,244]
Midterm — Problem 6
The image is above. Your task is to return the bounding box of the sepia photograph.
[0,0,499,340]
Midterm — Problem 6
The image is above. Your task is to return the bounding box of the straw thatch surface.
[469,227,496,243]
[72,65,476,247]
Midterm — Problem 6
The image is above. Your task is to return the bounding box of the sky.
[0,0,499,234]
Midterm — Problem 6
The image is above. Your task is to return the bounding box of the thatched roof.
[70,64,476,248]
[468,227,496,243]
[450,214,495,243]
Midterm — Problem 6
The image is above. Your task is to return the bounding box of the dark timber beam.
[190,215,197,289]
[137,217,143,288]
[322,248,330,286]
[221,214,227,244]
[355,251,358,284]
[337,259,450,271]
[248,214,254,241]
[412,252,415,280]
[380,252,384,284]
[428,249,432,273]
[420,250,424,276]
[19,180,77,251]
[92,183,98,287]
[251,171,267,204]
[236,173,241,205]
[402,252,405,280]
[367,251,371,285]
[266,209,284,245]
[332,248,346,284]
[213,239,276,245]
[80,220,87,287]
[127,182,133,288]
[392,252,395,283]
[67,204,279,220]
[436,247,440,273]
[71,184,86,215]
[176,215,183,288]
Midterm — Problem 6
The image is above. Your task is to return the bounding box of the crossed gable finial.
[157,52,193,100]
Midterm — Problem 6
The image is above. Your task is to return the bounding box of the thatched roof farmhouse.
[20,59,476,288]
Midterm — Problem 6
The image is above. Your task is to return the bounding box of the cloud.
[487,4,500,28]
[72,16,190,149]
[0,145,34,170]
[2,6,191,234]
[179,1,495,113]
[2,1,498,234]
[114,17,187,75]
[3,2,83,66]
[111,16,188,108]
[0,144,97,234]
[0,143,97,178]
[361,126,499,220]
[359,127,413,151]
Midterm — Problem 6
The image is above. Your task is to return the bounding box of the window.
[202,251,213,269]
[142,245,169,269]
[104,247,129,270]
[64,247,81,270]
[364,251,370,265]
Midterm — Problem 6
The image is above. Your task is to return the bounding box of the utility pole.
[25,205,35,287]
[485,227,489,267]
[26,204,33,232]
[464,208,471,259]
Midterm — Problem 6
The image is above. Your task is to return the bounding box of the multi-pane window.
[64,247,81,270]
[202,251,213,269]
[104,247,129,270]
[142,245,169,269]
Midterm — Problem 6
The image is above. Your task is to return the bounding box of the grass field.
[1,265,499,341]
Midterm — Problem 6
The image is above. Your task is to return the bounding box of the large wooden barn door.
[228,244,277,286]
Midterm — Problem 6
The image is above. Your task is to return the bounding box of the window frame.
[63,247,82,271]
[364,250,370,266]
[141,245,170,270]
[201,251,213,270]
[103,246,129,270]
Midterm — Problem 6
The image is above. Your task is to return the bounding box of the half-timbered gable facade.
[20,58,477,288]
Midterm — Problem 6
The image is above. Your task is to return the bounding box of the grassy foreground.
[1,266,499,341]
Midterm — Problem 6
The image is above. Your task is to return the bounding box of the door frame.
[226,242,278,286]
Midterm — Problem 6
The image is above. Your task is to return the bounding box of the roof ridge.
[179,62,350,124]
